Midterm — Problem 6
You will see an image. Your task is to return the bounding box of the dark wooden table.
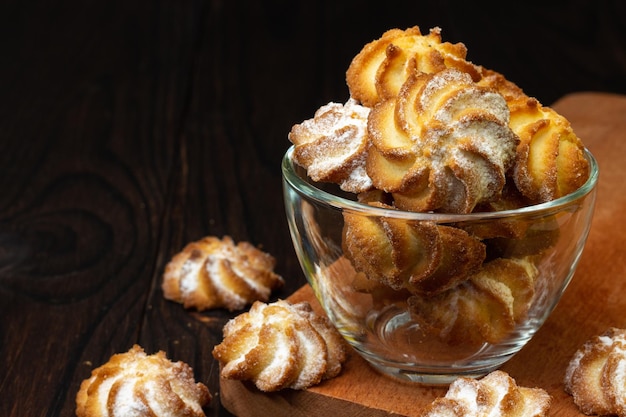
[2,1,625,416]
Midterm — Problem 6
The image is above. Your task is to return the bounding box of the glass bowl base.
[342,307,516,385]
[361,353,506,385]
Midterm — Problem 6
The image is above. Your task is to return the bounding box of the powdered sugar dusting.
[290,99,373,193]
[610,346,626,411]
[180,257,202,296]
[112,379,148,417]
[77,345,210,417]
[409,69,517,212]
[215,299,346,392]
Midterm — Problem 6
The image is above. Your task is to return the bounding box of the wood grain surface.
[1,1,625,416]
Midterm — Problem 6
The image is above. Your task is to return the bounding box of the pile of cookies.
[73,25,615,417]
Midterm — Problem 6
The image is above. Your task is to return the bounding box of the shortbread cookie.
[420,370,551,416]
[213,299,347,392]
[366,68,518,213]
[76,345,210,417]
[408,257,538,345]
[507,95,590,204]
[342,201,486,295]
[346,26,479,107]
[564,327,626,416]
[288,98,372,193]
[162,235,284,311]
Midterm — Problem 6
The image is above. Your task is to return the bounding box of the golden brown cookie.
[507,96,590,203]
[564,327,626,416]
[212,299,347,392]
[76,345,210,417]
[346,26,479,107]
[342,201,486,296]
[477,68,590,204]
[162,235,283,311]
[420,370,551,416]
[288,99,372,193]
[366,68,518,213]
[408,256,538,345]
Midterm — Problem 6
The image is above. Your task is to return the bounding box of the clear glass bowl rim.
[282,145,599,221]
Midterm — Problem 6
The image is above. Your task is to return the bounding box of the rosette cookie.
[420,370,551,417]
[508,96,590,203]
[564,327,626,417]
[162,236,284,311]
[288,98,372,193]
[342,202,486,296]
[346,26,480,107]
[366,68,519,213]
[213,300,347,392]
[408,256,538,345]
[477,68,590,203]
[76,345,211,417]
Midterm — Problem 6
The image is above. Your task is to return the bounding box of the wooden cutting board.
[220,92,626,416]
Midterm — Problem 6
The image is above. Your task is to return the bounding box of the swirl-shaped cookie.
[477,68,590,203]
[346,26,480,107]
[420,370,551,417]
[212,299,347,392]
[162,236,284,311]
[288,98,372,193]
[564,327,626,417]
[342,201,486,295]
[75,345,211,417]
[408,256,538,345]
[508,96,590,203]
[366,68,519,213]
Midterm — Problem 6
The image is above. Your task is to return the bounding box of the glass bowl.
[282,145,598,385]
